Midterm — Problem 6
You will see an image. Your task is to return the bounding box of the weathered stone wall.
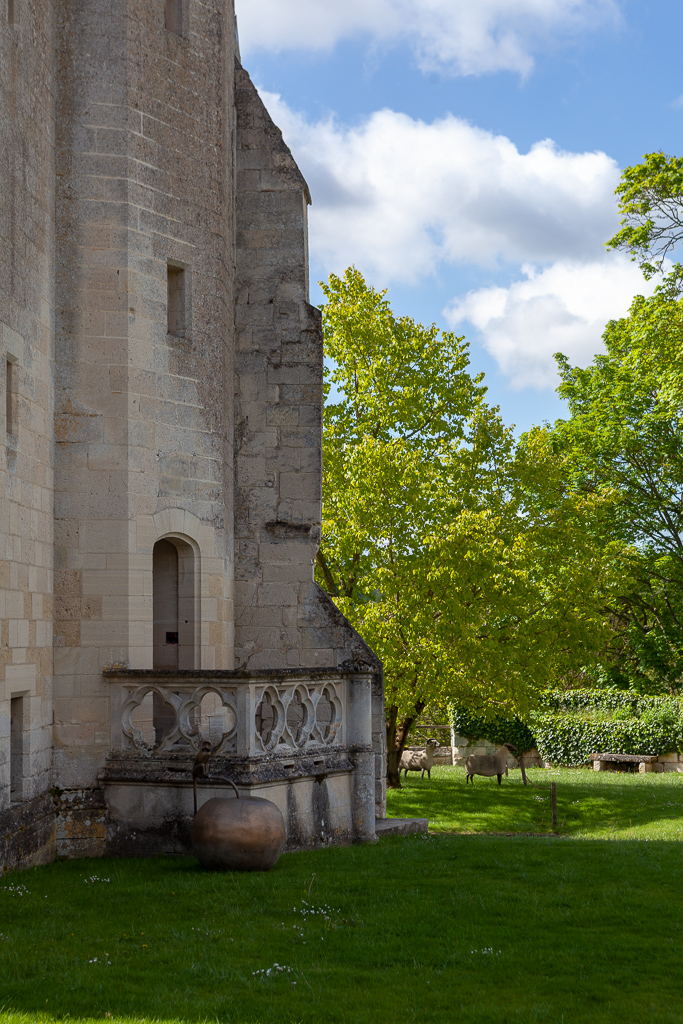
[52,0,237,791]
[0,795,55,872]
[1,2,385,872]
[450,735,544,769]
[233,68,322,671]
[0,0,56,863]
[233,73,386,814]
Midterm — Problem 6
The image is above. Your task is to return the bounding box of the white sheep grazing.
[400,738,440,780]
[465,743,517,786]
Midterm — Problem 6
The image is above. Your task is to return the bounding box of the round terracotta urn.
[191,795,286,872]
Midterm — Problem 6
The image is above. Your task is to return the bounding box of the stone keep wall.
[52,0,237,791]
[0,0,386,871]
[0,0,57,867]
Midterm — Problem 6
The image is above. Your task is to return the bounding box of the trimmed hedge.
[450,690,683,767]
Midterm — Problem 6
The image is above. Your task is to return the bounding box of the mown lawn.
[2,767,683,1024]
[388,763,683,839]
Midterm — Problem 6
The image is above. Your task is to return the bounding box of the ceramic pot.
[191,794,286,871]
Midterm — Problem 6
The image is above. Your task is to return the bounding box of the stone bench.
[590,752,681,774]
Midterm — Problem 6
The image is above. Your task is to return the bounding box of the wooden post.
[550,781,557,830]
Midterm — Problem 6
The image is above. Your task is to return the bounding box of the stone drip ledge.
[101,748,359,787]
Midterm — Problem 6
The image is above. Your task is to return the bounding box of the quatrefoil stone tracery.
[121,685,237,754]
[254,683,343,751]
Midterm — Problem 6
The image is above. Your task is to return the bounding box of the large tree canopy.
[552,280,683,693]
[546,149,683,694]
[319,268,612,784]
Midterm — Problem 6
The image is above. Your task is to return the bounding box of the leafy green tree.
[607,151,683,278]
[542,151,683,693]
[552,280,683,693]
[319,268,613,785]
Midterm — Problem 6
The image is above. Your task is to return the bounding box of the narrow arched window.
[153,539,179,670]
[152,536,197,672]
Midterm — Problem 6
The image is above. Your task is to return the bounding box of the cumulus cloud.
[236,0,618,77]
[259,91,650,391]
[262,91,621,282]
[445,258,653,389]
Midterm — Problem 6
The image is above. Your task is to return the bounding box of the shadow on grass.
[3,834,683,1024]
[387,765,683,839]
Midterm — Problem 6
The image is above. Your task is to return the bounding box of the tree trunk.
[386,700,426,788]
[518,754,528,786]
[386,705,401,788]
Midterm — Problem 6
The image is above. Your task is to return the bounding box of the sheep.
[465,743,517,786]
[400,738,440,780]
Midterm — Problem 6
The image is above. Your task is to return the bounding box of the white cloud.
[259,91,651,391]
[444,258,653,389]
[236,0,618,77]
[262,91,621,282]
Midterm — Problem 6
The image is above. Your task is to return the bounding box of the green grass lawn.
[388,763,683,839]
[3,767,683,1024]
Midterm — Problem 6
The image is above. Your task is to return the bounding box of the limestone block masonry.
[1,0,385,873]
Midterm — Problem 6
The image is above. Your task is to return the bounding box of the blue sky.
[235,0,683,432]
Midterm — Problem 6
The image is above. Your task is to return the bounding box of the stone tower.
[0,0,384,871]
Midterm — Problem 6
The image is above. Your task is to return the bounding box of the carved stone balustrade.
[101,667,377,854]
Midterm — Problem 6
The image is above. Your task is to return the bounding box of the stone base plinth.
[0,794,56,875]
[99,745,377,856]
[374,817,428,838]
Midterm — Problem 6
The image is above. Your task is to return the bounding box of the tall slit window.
[8,0,16,28]
[165,0,182,34]
[167,263,187,337]
[10,696,24,801]
[6,358,15,435]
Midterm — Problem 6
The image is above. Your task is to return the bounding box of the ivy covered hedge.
[450,690,683,767]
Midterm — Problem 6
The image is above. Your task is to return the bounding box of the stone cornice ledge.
[102,667,373,683]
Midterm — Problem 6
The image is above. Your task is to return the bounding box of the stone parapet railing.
[101,667,378,851]
[104,667,373,759]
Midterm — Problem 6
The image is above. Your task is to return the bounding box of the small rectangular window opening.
[166,631,179,645]
[10,696,24,801]
[167,264,186,337]
[6,358,15,435]
[8,0,16,28]
[165,0,181,34]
